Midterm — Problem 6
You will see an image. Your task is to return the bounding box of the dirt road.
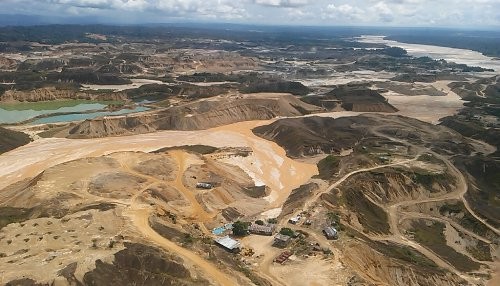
[0,119,319,286]
[125,207,237,286]
[301,156,421,212]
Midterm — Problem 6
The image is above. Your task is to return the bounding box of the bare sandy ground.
[271,256,347,286]
[0,209,128,284]
[487,262,500,286]
[0,120,317,212]
[299,70,396,86]
[385,81,465,124]
[177,81,236,86]
[81,79,171,91]
[302,79,467,125]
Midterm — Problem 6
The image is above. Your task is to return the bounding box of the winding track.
[1,109,498,285]
[365,127,497,282]
[267,123,498,285]
[125,208,237,286]
[119,151,238,286]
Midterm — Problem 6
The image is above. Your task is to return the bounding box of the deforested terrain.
[0,24,499,286]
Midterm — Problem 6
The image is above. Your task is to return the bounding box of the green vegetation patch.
[454,156,500,228]
[232,221,251,236]
[344,188,390,234]
[466,242,493,262]
[315,155,340,180]
[410,168,454,193]
[439,202,495,239]
[279,227,295,237]
[371,241,441,271]
[410,220,482,272]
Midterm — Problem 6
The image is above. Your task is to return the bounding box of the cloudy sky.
[0,0,499,28]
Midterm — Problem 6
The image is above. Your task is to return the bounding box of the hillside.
[0,127,31,154]
[63,94,322,139]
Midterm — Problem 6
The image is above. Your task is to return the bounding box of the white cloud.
[323,4,365,21]
[0,0,498,27]
[372,1,394,22]
[253,0,310,7]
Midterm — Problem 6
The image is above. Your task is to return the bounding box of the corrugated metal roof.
[249,224,275,233]
[215,236,241,250]
[274,234,291,242]
[323,227,337,237]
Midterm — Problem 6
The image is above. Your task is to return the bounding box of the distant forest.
[0,24,498,58]
[0,24,379,49]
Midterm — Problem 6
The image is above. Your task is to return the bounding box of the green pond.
[0,100,148,124]
[32,106,149,124]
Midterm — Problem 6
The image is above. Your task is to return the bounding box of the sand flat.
[0,120,318,211]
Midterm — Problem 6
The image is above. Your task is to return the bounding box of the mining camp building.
[214,236,241,253]
[249,223,276,236]
[196,182,213,189]
[273,234,292,248]
[323,226,338,240]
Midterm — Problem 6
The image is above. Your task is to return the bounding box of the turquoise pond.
[0,101,149,124]
[0,103,108,124]
[31,106,149,124]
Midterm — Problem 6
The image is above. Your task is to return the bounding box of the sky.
[0,0,499,28]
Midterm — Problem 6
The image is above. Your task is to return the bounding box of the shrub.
[279,227,294,237]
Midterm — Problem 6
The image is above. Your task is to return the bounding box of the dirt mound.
[0,127,31,154]
[345,165,455,205]
[88,171,148,199]
[454,155,500,228]
[0,149,265,285]
[255,114,476,158]
[82,242,207,286]
[1,87,127,102]
[404,200,499,241]
[242,79,311,96]
[280,183,318,218]
[403,219,484,272]
[66,94,321,139]
[0,56,17,70]
[344,187,391,234]
[253,116,374,157]
[344,240,465,286]
[301,83,398,112]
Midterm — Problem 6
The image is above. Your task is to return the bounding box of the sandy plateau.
[385,81,465,124]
